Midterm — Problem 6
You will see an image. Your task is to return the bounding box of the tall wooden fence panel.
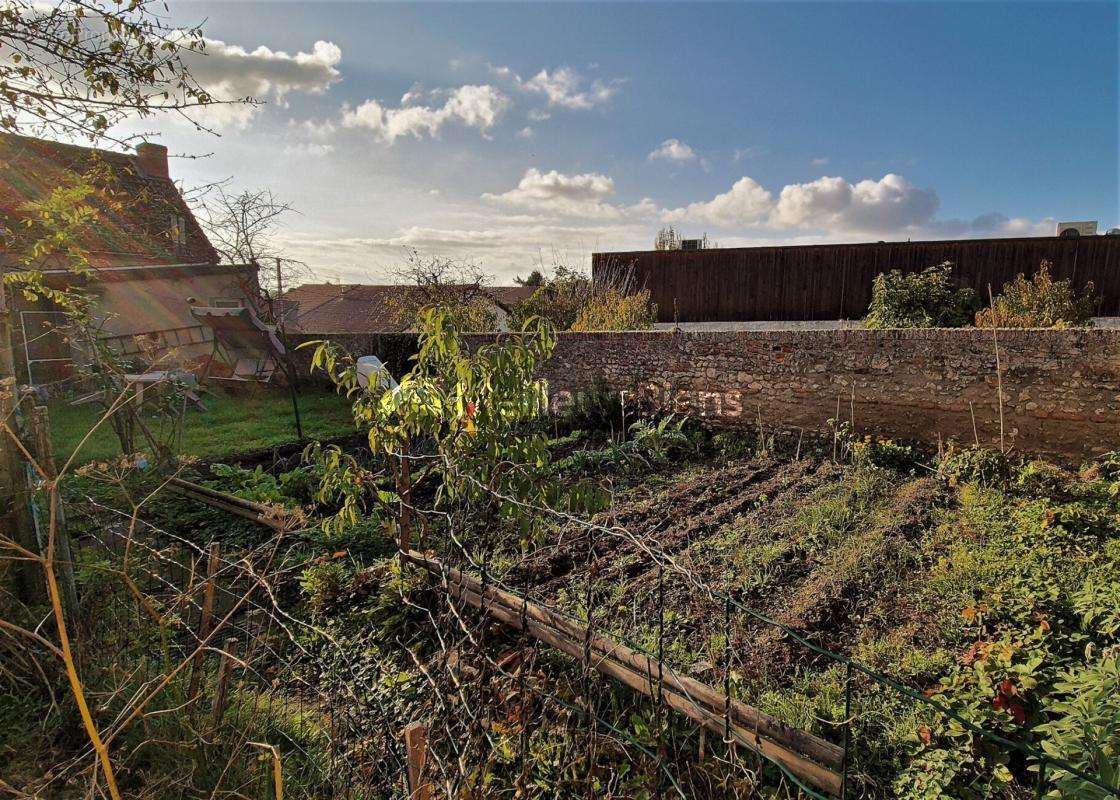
[592,236,1120,322]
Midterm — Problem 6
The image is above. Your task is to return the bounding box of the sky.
[132,1,1119,284]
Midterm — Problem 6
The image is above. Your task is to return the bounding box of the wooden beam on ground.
[166,477,297,531]
[402,550,844,798]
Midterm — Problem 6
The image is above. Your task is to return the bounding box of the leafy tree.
[508,265,592,330]
[1,0,221,142]
[864,262,977,329]
[515,269,545,287]
[510,264,657,332]
[305,308,605,544]
[570,287,657,331]
[975,261,1099,328]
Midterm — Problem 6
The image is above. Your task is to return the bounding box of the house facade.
[0,133,256,384]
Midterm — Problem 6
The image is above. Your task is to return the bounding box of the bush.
[975,261,1098,328]
[864,262,977,329]
[570,287,657,331]
[509,266,590,331]
[853,436,919,472]
[299,560,350,612]
[1015,460,1073,498]
[939,445,1011,487]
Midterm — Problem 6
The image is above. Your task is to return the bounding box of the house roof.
[0,132,218,269]
[279,283,536,333]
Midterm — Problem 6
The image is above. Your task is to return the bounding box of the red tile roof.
[0,132,218,269]
[280,284,536,333]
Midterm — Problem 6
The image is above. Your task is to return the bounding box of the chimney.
[135,142,169,179]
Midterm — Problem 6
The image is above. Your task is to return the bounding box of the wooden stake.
[188,542,221,701]
[402,722,432,800]
[987,284,1006,453]
[29,405,78,618]
[210,637,238,729]
[0,381,43,603]
[249,742,284,800]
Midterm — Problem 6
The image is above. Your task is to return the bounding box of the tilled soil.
[512,455,943,686]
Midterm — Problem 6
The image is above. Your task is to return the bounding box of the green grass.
[50,384,356,464]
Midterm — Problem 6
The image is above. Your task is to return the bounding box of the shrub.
[299,560,350,612]
[853,436,919,472]
[1015,460,1073,498]
[975,261,1099,328]
[939,445,1011,487]
[1033,654,1120,799]
[570,287,657,331]
[864,262,977,329]
[509,266,591,330]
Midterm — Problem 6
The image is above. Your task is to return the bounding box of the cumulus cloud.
[483,167,620,217]
[770,173,939,233]
[648,138,697,162]
[183,38,342,129]
[341,84,509,143]
[491,64,624,109]
[663,177,774,226]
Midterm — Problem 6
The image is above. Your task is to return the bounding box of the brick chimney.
[135,142,169,179]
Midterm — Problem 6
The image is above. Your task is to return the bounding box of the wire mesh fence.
[4,394,1119,798]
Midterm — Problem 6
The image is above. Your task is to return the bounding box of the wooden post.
[0,379,44,604]
[29,405,79,618]
[210,637,238,729]
[187,542,221,701]
[402,722,431,800]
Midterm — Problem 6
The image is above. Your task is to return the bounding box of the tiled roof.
[0,132,218,269]
[279,284,536,333]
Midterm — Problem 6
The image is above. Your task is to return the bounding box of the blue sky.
[144,1,1119,282]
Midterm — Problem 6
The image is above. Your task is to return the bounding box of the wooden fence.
[592,235,1120,322]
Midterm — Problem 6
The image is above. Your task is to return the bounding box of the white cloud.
[341,84,509,144]
[649,138,697,162]
[527,109,552,122]
[283,141,334,157]
[516,126,535,139]
[183,38,342,129]
[664,177,774,226]
[492,64,624,110]
[810,156,830,166]
[483,167,620,217]
[770,173,939,233]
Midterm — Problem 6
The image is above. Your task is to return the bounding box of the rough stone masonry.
[293,328,1120,462]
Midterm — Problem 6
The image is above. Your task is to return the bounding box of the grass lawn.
[50,383,356,464]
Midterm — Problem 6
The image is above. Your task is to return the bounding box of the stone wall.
[292,329,1120,462]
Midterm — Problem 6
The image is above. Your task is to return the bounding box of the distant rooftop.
[279,283,535,333]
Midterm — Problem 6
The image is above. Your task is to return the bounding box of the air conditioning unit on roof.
[1056,221,1098,238]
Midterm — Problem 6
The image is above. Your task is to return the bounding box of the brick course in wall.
[291,328,1120,462]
